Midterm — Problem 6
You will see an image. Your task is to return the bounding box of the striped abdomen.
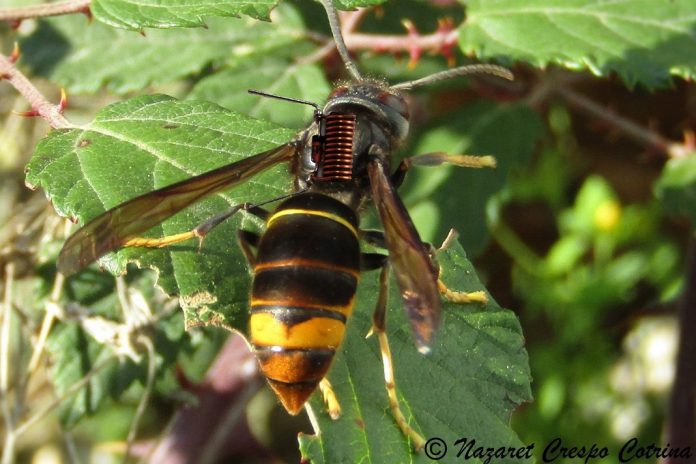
[249,193,360,414]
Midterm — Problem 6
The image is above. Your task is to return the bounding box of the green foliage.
[47,270,189,427]
[91,0,277,30]
[495,112,683,460]
[190,58,331,128]
[26,95,294,330]
[656,155,696,226]
[21,5,310,93]
[460,0,696,88]
[405,101,543,252]
[4,0,693,461]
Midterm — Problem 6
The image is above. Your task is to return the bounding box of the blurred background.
[0,0,692,462]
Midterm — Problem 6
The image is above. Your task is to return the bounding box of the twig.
[301,7,459,68]
[0,53,72,130]
[28,272,64,372]
[344,29,457,55]
[1,263,16,464]
[666,237,696,463]
[556,85,690,159]
[14,355,116,437]
[123,335,156,464]
[0,0,90,22]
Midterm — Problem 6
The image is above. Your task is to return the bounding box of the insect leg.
[369,263,426,451]
[124,203,270,251]
[437,279,488,304]
[361,252,387,270]
[360,230,387,249]
[436,230,488,304]
[236,230,261,266]
[391,152,496,188]
[318,378,341,420]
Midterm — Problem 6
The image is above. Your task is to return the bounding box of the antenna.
[318,0,362,82]
[391,64,513,91]
[248,90,321,111]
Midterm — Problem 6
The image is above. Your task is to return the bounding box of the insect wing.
[367,160,441,352]
[58,143,297,276]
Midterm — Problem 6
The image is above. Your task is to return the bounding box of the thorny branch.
[556,85,692,159]
[304,9,459,68]
[0,0,90,23]
[0,52,72,130]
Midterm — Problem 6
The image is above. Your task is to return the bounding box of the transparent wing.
[58,143,297,276]
[367,159,441,352]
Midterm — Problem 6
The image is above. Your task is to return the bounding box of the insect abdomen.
[249,193,360,414]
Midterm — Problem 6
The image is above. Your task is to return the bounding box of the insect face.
[324,80,410,148]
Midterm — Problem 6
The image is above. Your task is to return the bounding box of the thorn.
[80,6,93,22]
[0,73,9,80]
[59,88,68,113]
[139,30,146,38]
[13,109,39,118]
[401,19,422,69]
[9,42,20,64]
[8,19,22,30]
[437,18,457,67]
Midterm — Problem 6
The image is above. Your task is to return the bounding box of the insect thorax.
[294,80,410,207]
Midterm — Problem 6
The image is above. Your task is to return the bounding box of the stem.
[28,273,64,372]
[301,7,458,67]
[490,219,546,277]
[14,355,116,437]
[666,236,696,463]
[0,54,72,130]
[1,263,16,464]
[344,29,457,54]
[123,336,156,464]
[0,0,90,22]
[556,85,689,159]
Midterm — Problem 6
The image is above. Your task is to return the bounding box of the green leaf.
[655,154,696,225]
[405,101,543,254]
[190,57,331,128]
[26,95,295,330]
[299,241,531,463]
[334,0,387,9]
[21,7,308,94]
[460,0,696,88]
[91,0,277,30]
[46,272,187,427]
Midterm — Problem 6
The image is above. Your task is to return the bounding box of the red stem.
[0,54,72,130]
[0,0,90,21]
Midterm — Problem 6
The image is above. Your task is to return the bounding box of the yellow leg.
[370,264,426,451]
[376,328,426,451]
[318,378,341,420]
[122,203,260,250]
[437,230,489,305]
[124,230,200,248]
[437,279,488,305]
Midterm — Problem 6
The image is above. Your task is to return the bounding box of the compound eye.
[329,86,349,98]
[378,92,409,119]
